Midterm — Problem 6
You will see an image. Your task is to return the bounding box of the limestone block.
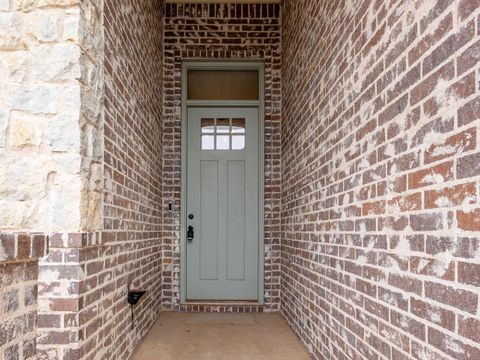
[45,114,80,152]
[0,200,33,229]
[0,155,47,201]
[15,0,79,11]
[91,127,102,159]
[35,156,80,232]
[80,0,99,35]
[0,109,8,147]
[51,153,81,174]
[80,160,102,230]
[80,54,102,92]
[0,51,31,83]
[0,13,23,50]
[26,12,60,42]
[58,83,81,114]
[0,1,10,11]
[80,85,101,125]
[34,197,52,232]
[82,123,102,159]
[32,43,81,81]
[63,14,79,42]
[89,162,102,190]
[8,112,43,148]
[5,83,57,114]
[50,174,81,231]
[83,190,101,230]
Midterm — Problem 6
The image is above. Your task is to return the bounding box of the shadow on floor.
[132,312,310,360]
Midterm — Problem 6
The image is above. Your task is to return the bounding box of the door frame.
[180,61,265,304]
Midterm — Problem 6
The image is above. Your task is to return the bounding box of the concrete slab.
[132,312,310,360]
[184,313,256,325]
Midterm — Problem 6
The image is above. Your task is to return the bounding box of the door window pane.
[231,118,245,134]
[188,70,259,100]
[217,118,230,134]
[232,135,245,150]
[216,135,230,150]
[201,118,215,134]
[202,135,215,150]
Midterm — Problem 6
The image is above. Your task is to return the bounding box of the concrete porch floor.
[132,312,310,360]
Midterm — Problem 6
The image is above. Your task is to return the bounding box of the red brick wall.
[0,234,48,359]
[76,0,164,358]
[282,0,480,359]
[37,232,99,359]
[162,3,282,311]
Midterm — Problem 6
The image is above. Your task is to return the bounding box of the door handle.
[187,226,194,241]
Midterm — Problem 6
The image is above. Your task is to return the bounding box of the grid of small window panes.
[201,118,246,150]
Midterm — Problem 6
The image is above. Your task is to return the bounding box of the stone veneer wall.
[282,0,480,359]
[162,2,282,311]
[0,0,102,234]
[0,0,103,358]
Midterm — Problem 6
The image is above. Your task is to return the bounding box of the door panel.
[200,160,219,280]
[187,107,259,301]
[227,160,246,281]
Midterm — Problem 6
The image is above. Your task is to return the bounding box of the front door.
[186,107,259,300]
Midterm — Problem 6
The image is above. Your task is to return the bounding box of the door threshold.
[184,300,261,306]
[179,301,264,313]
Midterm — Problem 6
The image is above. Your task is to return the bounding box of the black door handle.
[187,226,194,241]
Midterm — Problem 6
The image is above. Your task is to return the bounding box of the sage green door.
[186,107,259,300]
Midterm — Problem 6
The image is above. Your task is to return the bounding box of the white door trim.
[180,61,265,304]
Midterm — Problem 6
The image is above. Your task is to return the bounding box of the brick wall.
[162,2,282,311]
[282,0,480,359]
[91,0,164,358]
[0,234,48,359]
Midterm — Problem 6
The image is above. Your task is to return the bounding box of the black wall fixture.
[128,290,146,305]
[128,289,146,330]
